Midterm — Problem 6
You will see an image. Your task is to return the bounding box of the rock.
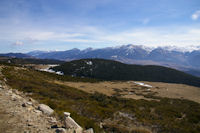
[64,112,70,117]
[64,113,83,133]
[3,78,7,82]
[38,104,54,115]
[27,106,34,111]
[34,109,42,114]
[55,128,66,133]
[22,103,27,107]
[84,128,94,133]
[99,122,103,128]
[11,94,21,101]
[26,102,32,106]
[12,89,20,95]
[48,117,57,124]
[28,123,33,126]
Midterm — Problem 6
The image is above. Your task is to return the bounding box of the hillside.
[52,59,200,87]
[0,53,32,58]
[0,57,65,65]
[1,63,200,133]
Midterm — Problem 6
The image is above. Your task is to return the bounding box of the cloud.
[6,25,200,48]
[95,27,200,47]
[13,41,23,46]
[191,10,200,20]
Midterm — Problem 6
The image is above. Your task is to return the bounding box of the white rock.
[34,109,42,114]
[26,102,32,106]
[64,112,70,117]
[84,128,94,133]
[64,116,83,133]
[38,104,54,115]
[11,94,21,101]
[47,117,57,124]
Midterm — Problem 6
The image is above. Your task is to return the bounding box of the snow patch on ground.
[38,65,64,75]
[86,61,93,65]
[134,82,152,88]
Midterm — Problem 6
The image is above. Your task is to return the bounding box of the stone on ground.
[38,104,54,115]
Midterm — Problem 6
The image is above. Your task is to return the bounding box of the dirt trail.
[0,83,57,133]
[0,66,57,133]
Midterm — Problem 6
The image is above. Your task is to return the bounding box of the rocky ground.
[0,81,59,133]
[0,65,93,133]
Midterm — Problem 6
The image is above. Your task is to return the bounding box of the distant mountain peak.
[82,47,94,52]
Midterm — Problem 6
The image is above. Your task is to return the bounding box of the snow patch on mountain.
[111,55,118,58]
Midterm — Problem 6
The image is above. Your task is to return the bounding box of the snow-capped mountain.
[26,44,200,66]
[25,44,200,76]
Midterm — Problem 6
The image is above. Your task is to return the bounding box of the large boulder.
[38,104,54,115]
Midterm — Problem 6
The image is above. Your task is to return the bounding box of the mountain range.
[1,44,200,77]
[26,44,200,76]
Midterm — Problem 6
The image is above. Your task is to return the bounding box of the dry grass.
[143,81,200,103]
[54,80,200,103]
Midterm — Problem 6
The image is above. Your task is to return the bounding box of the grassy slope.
[1,65,200,133]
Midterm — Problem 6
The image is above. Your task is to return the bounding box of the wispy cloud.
[5,25,200,48]
[13,41,23,46]
[191,10,200,20]
[0,0,200,52]
[95,26,200,47]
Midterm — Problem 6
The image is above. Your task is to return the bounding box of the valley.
[1,1,200,133]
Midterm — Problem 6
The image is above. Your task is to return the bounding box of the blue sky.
[0,0,200,53]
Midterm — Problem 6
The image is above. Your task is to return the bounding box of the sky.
[0,0,200,53]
